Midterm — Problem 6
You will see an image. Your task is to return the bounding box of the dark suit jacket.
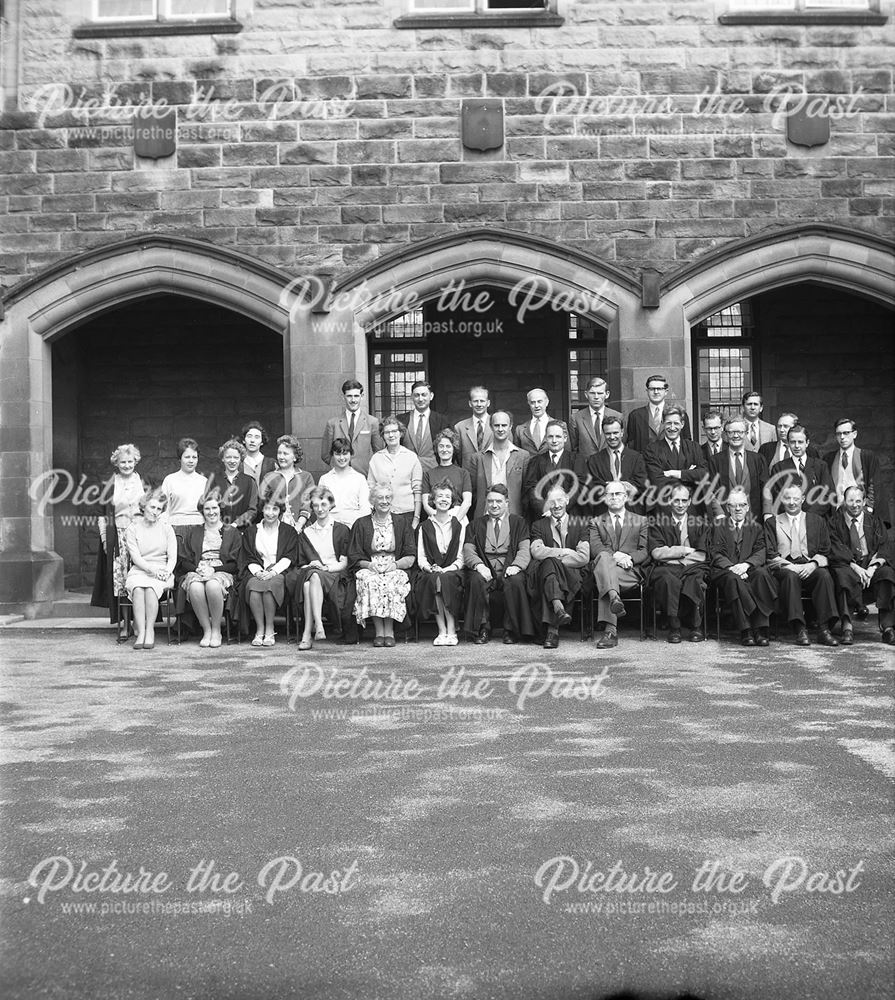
[585,446,648,517]
[463,514,530,574]
[529,514,590,560]
[471,447,529,519]
[702,441,725,463]
[589,511,649,564]
[823,446,890,526]
[828,509,894,568]
[707,448,770,521]
[513,416,570,455]
[522,449,582,520]
[398,409,453,458]
[765,512,831,566]
[347,514,416,573]
[625,405,692,455]
[709,518,767,570]
[758,440,819,467]
[767,457,836,518]
[648,513,710,561]
[644,439,708,509]
[321,411,383,476]
[568,406,624,458]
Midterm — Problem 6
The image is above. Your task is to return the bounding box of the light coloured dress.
[125,519,177,599]
[354,518,411,625]
[318,468,372,528]
[180,526,235,596]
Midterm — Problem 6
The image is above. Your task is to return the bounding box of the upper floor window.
[728,0,869,9]
[722,0,884,23]
[95,0,232,20]
[397,0,561,28]
[409,0,546,9]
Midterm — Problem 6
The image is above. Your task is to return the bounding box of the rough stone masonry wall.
[1,0,893,290]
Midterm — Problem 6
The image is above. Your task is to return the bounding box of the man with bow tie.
[528,487,591,649]
[648,483,710,643]
[709,486,777,647]
[585,416,648,518]
[766,425,836,519]
[824,418,890,528]
[463,484,535,645]
[589,480,649,648]
[766,484,840,647]
[522,420,581,521]
[829,485,895,646]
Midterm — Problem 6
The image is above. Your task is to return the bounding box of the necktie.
[790,517,803,560]
[734,453,743,486]
[797,457,804,472]
[678,518,688,547]
[613,450,621,478]
[416,414,425,448]
[592,411,601,445]
[553,518,564,547]
[749,424,757,447]
[671,443,679,466]
[613,515,622,550]
[849,518,865,559]
[348,411,356,443]
[533,421,542,448]
[491,517,500,547]
[734,524,742,559]
[841,451,848,471]
[551,454,559,467]
[649,408,661,436]
[476,420,484,450]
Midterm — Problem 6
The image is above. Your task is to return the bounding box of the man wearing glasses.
[709,486,777,647]
[707,416,771,523]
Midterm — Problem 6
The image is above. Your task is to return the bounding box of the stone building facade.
[1,0,893,613]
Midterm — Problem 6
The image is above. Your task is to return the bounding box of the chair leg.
[117,600,131,644]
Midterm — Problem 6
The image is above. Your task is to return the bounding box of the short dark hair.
[259,491,286,514]
[788,424,809,440]
[341,379,363,395]
[411,380,432,393]
[328,436,354,459]
[486,483,509,499]
[601,414,623,431]
[240,421,269,445]
[741,390,762,406]
[545,419,567,435]
[177,437,199,458]
[430,477,460,507]
[702,409,724,426]
[646,375,668,389]
[834,417,857,433]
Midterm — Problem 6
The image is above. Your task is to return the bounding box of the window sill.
[394,13,564,28]
[73,19,243,38]
[719,12,886,25]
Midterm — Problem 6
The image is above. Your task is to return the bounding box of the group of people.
[91,374,894,649]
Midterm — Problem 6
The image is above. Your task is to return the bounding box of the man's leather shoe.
[741,630,755,647]
[596,632,618,649]
[543,628,559,649]
[474,626,490,645]
[755,630,770,647]
[856,605,870,621]
[689,629,705,643]
[609,595,626,618]
[841,626,854,646]
[668,630,682,644]
[554,608,572,628]
[817,628,839,647]
[503,631,518,644]
[795,627,811,646]
[881,627,895,645]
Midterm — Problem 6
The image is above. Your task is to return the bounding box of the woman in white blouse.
[318,437,372,528]
[414,480,466,646]
[161,437,208,528]
[367,416,422,531]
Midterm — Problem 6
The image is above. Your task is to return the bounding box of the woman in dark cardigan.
[207,438,259,529]
[175,491,242,647]
[294,486,351,650]
[415,480,466,645]
[238,497,299,646]
[91,442,152,633]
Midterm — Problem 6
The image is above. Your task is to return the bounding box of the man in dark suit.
[463,484,535,645]
[766,483,840,647]
[829,484,895,645]
[758,411,819,470]
[709,486,777,647]
[584,415,648,518]
[398,380,452,473]
[320,378,383,476]
[528,486,591,648]
[701,409,725,463]
[648,483,710,643]
[625,374,692,455]
[454,384,493,472]
[824,417,890,527]
[766,425,836,519]
[589,480,649,648]
[522,420,581,521]
[644,405,708,513]
[741,390,776,453]
[707,416,772,522]
[471,412,529,519]
[513,387,568,455]
[568,376,623,459]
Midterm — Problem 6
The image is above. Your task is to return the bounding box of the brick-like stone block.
[560,201,619,220]
[151,81,196,106]
[360,119,414,140]
[309,165,352,186]
[505,137,546,160]
[95,191,160,212]
[518,161,569,183]
[340,206,381,224]
[336,140,395,164]
[444,203,507,223]
[624,160,679,180]
[397,140,460,163]
[356,75,412,100]
[300,120,359,141]
[222,143,278,167]
[0,173,52,195]
[281,142,337,165]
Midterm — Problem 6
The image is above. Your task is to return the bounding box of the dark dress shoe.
[543,628,559,649]
[383,636,396,648]
[609,595,626,617]
[881,627,895,645]
[503,631,518,645]
[841,626,854,646]
[473,627,490,645]
[856,605,870,621]
[372,636,385,648]
[554,609,572,628]
[755,630,770,647]
[817,628,839,647]
[688,629,705,643]
[668,631,682,644]
[596,632,618,649]
[740,630,755,647]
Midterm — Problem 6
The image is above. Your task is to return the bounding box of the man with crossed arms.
[589,480,649,649]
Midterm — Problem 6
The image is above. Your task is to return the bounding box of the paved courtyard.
[1,621,893,1000]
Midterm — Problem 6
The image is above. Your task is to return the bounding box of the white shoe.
[445,633,459,646]
[433,633,447,646]
[262,634,275,647]
[251,634,264,647]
